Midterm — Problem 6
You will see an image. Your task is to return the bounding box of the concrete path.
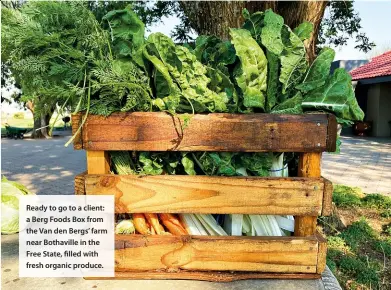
[1,137,86,195]
[322,136,391,195]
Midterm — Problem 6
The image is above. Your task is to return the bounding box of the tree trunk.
[32,112,53,139]
[179,1,328,61]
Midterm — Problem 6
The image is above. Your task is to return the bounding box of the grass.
[333,184,391,218]
[321,185,391,289]
[1,113,67,136]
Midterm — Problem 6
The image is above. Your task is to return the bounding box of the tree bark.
[32,111,53,139]
[179,1,328,61]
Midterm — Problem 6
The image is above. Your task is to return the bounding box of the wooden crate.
[73,112,336,281]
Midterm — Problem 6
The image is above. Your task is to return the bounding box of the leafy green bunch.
[111,151,272,177]
[1,2,108,116]
[102,6,364,125]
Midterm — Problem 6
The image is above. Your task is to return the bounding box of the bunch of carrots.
[132,213,187,235]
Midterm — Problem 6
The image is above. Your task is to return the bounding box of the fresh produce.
[1,176,34,235]
[132,213,151,235]
[115,219,135,234]
[159,213,187,236]
[144,213,167,235]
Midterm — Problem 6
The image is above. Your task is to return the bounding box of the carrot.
[133,213,150,235]
[145,213,166,235]
[159,213,188,235]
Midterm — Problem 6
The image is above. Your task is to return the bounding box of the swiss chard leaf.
[242,9,264,43]
[242,9,284,56]
[230,28,267,110]
[302,68,364,121]
[194,35,236,67]
[279,25,308,94]
[206,67,238,110]
[175,45,229,113]
[296,47,335,93]
[143,34,181,111]
[139,152,164,175]
[260,9,284,55]
[182,155,196,175]
[103,6,146,69]
[266,51,279,112]
[271,91,303,114]
[293,22,313,41]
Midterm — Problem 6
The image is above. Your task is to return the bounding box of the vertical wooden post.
[87,151,110,174]
[294,152,321,236]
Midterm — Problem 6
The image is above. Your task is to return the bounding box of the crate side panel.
[114,235,319,273]
[85,175,325,215]
[80,112,330,152]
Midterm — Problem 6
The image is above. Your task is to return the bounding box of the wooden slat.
[72,112,334,152]
[294,153,322,236]
[326,114,338,152]
[321,178,333,216]
[87,151,110,174]
[85,271,321,281]
[85,175,326,215]
[316,233,327,274]
[75,171,87,195]
[71,113,83,150]
[114,235,320,273]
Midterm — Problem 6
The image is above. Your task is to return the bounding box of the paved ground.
[1,136,86,195]
[322,136,391,195]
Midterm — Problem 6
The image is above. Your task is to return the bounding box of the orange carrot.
[145,213,166,235]
[159,213,188,235]
[133,213,150,235]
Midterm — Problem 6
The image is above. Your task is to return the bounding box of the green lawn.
[1,113,67,136]
[320,185,391,289]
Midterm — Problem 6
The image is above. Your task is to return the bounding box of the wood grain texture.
[87,151,110,174]
[114,235,320,273]
[85,175,326,215]
[73,112,333,152]
[84,271,321,281]
[74,171,87,195]
[71,113,83,150]
[321,178,333,216]
[316,233,327,274]
[295,153,322,236]
[326,114,338,152]
[297,152,322,178]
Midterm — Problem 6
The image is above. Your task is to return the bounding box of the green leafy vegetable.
[194,35,236,68]
[266,51,280,111]
[260,9,284,55]
[293,22,314,41]
[271,92,303,114]
[279,25,308,94]
[302,68,364,121]
[2,176,34,235]
[230,28,267,109]
[296,47,335,93]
